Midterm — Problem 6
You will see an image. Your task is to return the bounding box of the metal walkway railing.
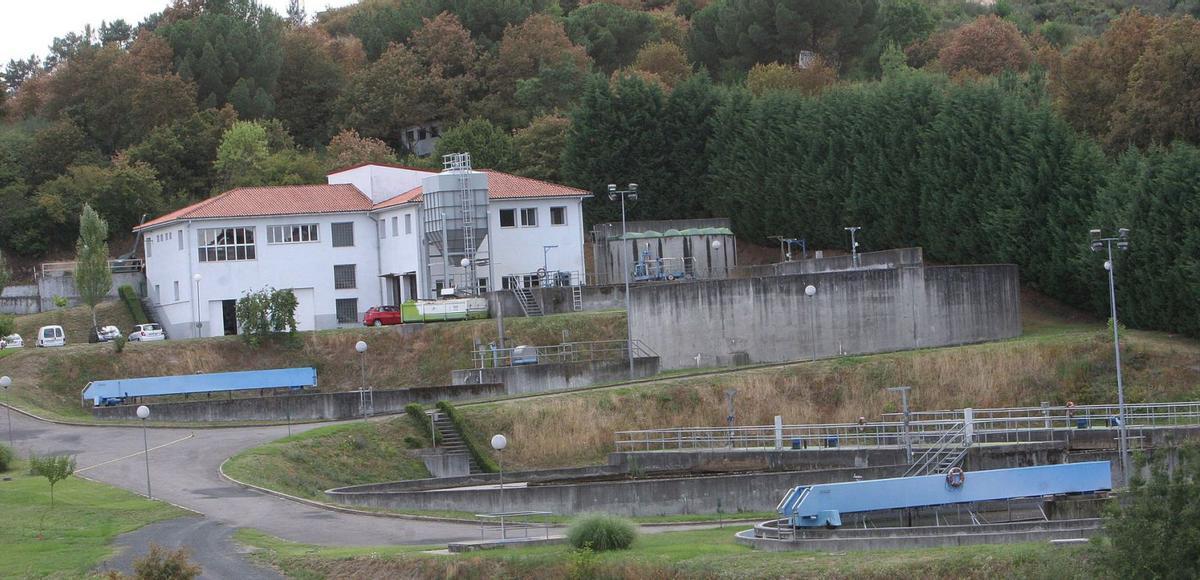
[614,400,1200,452]
[467,339,657,370]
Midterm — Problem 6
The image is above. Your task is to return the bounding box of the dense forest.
[0,0,1198,336]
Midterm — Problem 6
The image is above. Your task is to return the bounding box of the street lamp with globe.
[137,405,152,498]
[805,285,818,361]
[1,375,12,448]
[491,434,508,537]
[355,341,369,420]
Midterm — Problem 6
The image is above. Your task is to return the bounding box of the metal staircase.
[511,282,543,317]
[427,411,484,474]
[903,422,971,477]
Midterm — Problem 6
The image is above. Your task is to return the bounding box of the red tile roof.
[372,170,590,210]
[135,169,590,231]
[135,184,373,231]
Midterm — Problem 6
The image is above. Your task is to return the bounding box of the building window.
[378,219,386,239]
[267,224,318,244]
[334,264,357,289]
[336,298,359,324]
[550,206,566,226]
[418,128,427,140]
[145,238,152,258]
[499,209,516,228]
[431,126,440,138]
[173,281,179,301]
[178,229,184,250]
[391,216,399,236]
[197,227,256,262]
[478,277,488,293]
[406,130,416,143]
[331,222,355,247]
[520,208,537,227]
[404,213,412,234]
[154,285,161,303]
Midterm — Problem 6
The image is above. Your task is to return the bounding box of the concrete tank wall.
[90,383,504,422]
[452,357,660,393]
[630,264,1020,370]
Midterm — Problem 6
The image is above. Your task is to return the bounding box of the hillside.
[0,307,626,420]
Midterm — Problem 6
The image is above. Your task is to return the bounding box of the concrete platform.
[736,518,1103,551]
[447,536,566,553]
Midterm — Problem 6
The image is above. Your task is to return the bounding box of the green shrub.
[0,444,13,472]
[132,544,201,580]
[403,436,424,449]
[0,314,14,337]
[118,285,149,325]
[405,403,440,445]
[566,514,637,551]
[435,401,498,472]
[112,334,127,354]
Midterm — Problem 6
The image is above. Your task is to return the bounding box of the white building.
[135,163,590,338]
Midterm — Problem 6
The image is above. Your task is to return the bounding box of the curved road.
[9,411,482,546]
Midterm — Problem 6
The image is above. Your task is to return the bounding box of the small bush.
[566,514,637,551]
[132,544,201,580]
[403,435,424,449]
[0,444,13,472]
[112,335,127,353]
[119,285,149,324]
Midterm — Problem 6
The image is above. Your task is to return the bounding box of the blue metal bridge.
[82,367,318,406]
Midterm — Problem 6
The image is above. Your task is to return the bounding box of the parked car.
[93,325,121,343]
[0,334,23,349]
[128,323,165,342]
[363,305,403,326]
[36,325,66,347]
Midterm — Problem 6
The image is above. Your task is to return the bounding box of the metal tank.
[422,153,490,295]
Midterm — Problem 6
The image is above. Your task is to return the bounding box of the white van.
[36,325,66,347]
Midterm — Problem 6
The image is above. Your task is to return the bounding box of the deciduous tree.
[74,204,112,329]
[937,15,1031,76]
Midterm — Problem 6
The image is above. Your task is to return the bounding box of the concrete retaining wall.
[0,285,40,315]
[486,284,627,318]
[631,264,1021,370]
[451,356,660,393]
[90,383,504,422]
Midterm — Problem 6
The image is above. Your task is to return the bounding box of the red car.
[363,305,402,326]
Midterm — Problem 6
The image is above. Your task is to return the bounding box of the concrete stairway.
[428,411,483,474]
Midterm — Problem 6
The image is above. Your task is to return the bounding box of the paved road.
[9,411,483,546]
[97,517,282,580]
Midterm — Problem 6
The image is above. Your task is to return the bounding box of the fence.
[469,339,657,369]
[41,259,144,277]
[613,401,1200,452]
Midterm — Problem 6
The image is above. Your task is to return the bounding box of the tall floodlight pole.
[608,183,640,377]
[1090,228,1131,486]
[136,405,152,498]
[193,273,202,338]
[887,386,913,464]
[1,376,13,448]
[844,227,861,268]
[805,285,818,361]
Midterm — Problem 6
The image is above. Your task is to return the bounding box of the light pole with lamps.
[136,405,152,498]
[192,273,202,338]
[607,183,639,376]
[1090,227,1131,485]
[887,386,913,464]
[711,239,723,277]
[805,285,818,361]
[844,227,861,267]
[491,434,508,538]
[1,375,12,448]
[355,340,369,421]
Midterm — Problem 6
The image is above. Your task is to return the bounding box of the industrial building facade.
[135,162,589,338]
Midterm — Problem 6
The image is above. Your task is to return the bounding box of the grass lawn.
[222,418,432,501]
[237,526,1105,579]
[0,461,189,578]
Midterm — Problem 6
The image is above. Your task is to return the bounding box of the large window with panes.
[335,298,358,323]
[331,222,355,247]
[267,224,318,244]
[197,227,256,262]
